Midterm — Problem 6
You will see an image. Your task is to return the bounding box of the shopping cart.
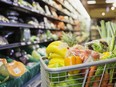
[40,57,116,87]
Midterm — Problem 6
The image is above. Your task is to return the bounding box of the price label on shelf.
[34,41,37,44]
[39,26,42,28]
[13,68,21,74]
[21,42,26,46]
[31,9,37,12]
[27,42,31,45]
[13,2,18,6]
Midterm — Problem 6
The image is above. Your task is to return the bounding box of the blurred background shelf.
[0,0,75,25]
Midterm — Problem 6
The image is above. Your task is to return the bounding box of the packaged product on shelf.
[44,17,51,29]
[18,0,33,9]
[64,16,69,21]
[69,17,74,24]
[32,1,45,13]
[6,10,20,23]
[0,15,9,23]
[30,35,40,42]
[57,22,65,30]
[45,5,52,15]
[52,1,62,10]
[50,7,58,18]
[0,36,9,45]
[0,58,27,78]
[66,24,73,30]
[22,28,31,42]
[27,17,39,28]
[58,16,64,20]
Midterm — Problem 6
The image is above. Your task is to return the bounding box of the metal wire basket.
[40,57,116,87]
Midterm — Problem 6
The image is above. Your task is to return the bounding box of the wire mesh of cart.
[40,57,116,87]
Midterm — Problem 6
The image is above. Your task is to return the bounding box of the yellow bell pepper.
[46,41,68,59]
[48,53,63,59]
[48,58,64,66]
[101,52,111,60]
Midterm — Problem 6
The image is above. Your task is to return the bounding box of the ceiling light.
[102,12,105,16]
[111,6,115,10]
[106,0,116,3]
[113,3,116,7]
[87,1,96,4]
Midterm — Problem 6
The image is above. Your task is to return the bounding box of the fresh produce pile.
[85,20,116,87]
[45,41,99,87]
[0,58,26,83]
[45,20,116,87]
[0,44,45,84]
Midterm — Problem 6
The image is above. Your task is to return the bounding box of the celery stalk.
[110,23,115,35]
[106,22,111,38]
[107,22,114,37]
[97,26,102,38]
[109,36,115,52]
[100,20,107,38]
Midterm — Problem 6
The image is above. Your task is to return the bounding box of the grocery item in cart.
[46,41,68,59]
[40,56,116,87]
[41,40,116,87]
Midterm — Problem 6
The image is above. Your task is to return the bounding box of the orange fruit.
[64,56,76,66]
[75,56,82,64]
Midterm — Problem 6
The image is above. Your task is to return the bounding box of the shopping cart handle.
[40,57,116,72]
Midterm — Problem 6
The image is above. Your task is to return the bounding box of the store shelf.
[56,0,76,15]
[56,0,71,13]
[46,28,77,32]
[0,22,46,29]
[0,22,79,32]
[0,40,54,50]
[0,22,34,28]
[1,0,12,4]
[0,0,76,26]
[41,0,75,20]
[67,0,81,15]
[23,73,41,87]
[0,43,20,50]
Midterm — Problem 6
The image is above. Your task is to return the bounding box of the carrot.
[92,77,101,87]
[85,66,97,87]
[101,72,109,87]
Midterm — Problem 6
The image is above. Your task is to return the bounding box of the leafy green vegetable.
[88,40,108,53]
[61,32,78,47]
[91,43,103,53]
[89,20,116,86]
[109,36,115,52]
[100,20,107,38]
